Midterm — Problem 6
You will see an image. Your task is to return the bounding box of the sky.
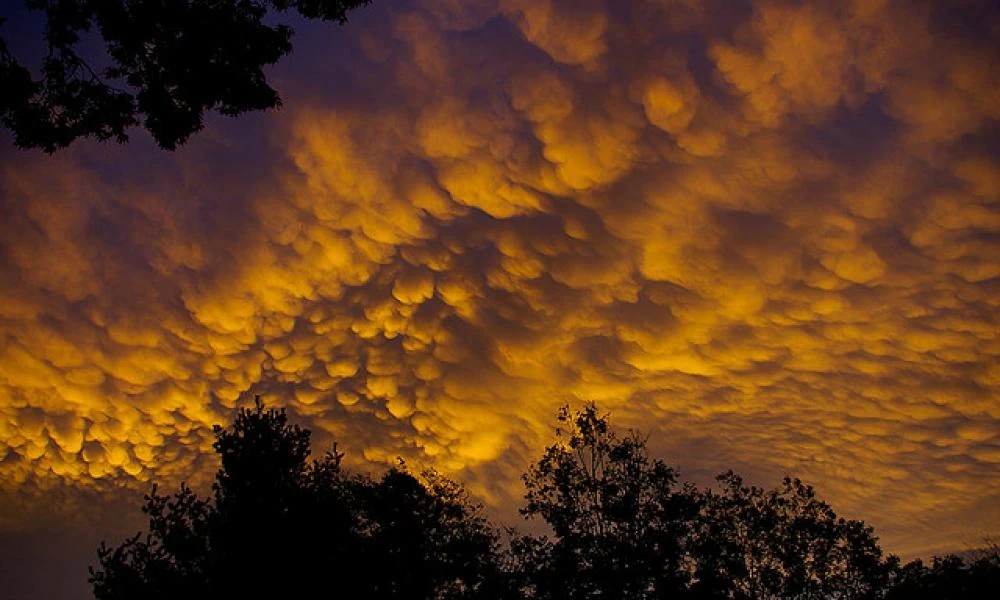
[1,0,999,597]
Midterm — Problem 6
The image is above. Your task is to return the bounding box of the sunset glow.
[1,0,998,585]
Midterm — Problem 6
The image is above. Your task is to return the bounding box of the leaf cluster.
[1,0,370,151]
[89,400,999,599]
[90,397,501,600]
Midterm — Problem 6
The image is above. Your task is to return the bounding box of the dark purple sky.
[2,1,999,597]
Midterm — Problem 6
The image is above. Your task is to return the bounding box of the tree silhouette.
[513,405,900,599]
[513,405,701,599]
[89,397,501,599]
[202,397,349,598]
[89,399,994,599]
[358,466,503,599]
[0,0,370,152]
[885,540,1000,600]
[689,471,895,599]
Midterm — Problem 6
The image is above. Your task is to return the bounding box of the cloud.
[1,0,998,558]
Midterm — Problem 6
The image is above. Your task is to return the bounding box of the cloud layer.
[1,0,998,557]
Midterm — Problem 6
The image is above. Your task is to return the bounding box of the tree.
[88,484,214,600]
[87,399,990,599]
[0,0,371,152]
[514,405,899,600]
[689,472,895,600]
[89,398,357,599]
[885,539,1000,600]
[358,466,504,600]
[514,405,701,599]
[202,396,353,599]
[89,397,502,599]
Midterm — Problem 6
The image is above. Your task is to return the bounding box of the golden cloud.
[1,0,998,558]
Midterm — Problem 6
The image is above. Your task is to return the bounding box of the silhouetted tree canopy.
[89,399,999,599]
[89,397,500,600]
[0,0,370,152]
[512,405,700,599]
[359,467,504,599]
[885,540,1000,600]
[688,471,895,599]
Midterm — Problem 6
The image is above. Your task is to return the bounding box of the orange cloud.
[1,0,998,561]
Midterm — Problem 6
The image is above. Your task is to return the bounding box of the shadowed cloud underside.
[1,0,998,560]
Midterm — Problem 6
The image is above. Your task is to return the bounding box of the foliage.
[885,539,1000,600]
[0,0,370,151]
[89,397,499,600]
[89,484,212,600]
[515,404,699,599]
[689,471,895,599]
[359,466,503,599]
[90,399,996,599]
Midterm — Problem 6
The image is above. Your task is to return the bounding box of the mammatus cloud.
[1,0,998,558]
